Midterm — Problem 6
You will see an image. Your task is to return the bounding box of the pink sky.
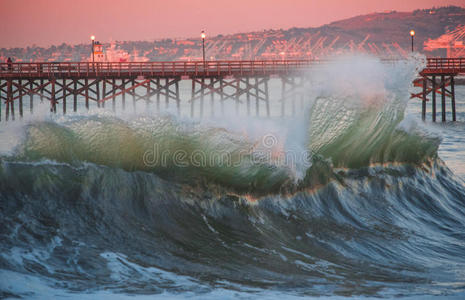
[1,0,463,48]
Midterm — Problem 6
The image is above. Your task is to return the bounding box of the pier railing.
[423,58,465,74]
[0,60,318,78]
[1,58,464,78]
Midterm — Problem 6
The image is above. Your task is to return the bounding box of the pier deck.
[0,58,464,121]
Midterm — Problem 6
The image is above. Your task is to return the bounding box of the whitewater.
[1,55,465,299]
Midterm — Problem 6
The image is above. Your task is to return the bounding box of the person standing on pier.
[7,57,13,71]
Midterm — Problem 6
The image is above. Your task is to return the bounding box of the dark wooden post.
[40,79,44,101]
[246,77,251,116]
[432,75,436,122]
[97,80,102,108]
[220,79,224,115]
[51,79,56,113]
[103,79,108,109]
[132,79,137,112]
[191,79,195,118]
[235,79,240,115]
[112,78,116,112]
[441,75,446,122]
[62,79,67,115]
[200,78,205,117]
[210,78,214,117]
[156,78,160,111]
[176,79,180,115]
[146,79,150,109]
[451,75,456,122]
[255,78,259,116]
[10,80,15,120]
[165,78,169,109]
[0,81,2,122]
[422,77,426,121]
[121,79,126,111]
[18,79,23,118]
[6,79,12,121]
[265,78,270,117]
[85,78,89,110]
[29,80,34,114]
[73,80,77,112]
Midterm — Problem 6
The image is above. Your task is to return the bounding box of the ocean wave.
[1,157,465,297]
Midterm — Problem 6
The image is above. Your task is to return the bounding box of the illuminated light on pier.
[410,30,415,52]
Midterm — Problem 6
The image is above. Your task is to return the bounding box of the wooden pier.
[412,58,465,122]
[0,60,316,120]
[0,58,463,121]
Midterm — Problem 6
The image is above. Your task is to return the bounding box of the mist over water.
[1,55,465,299]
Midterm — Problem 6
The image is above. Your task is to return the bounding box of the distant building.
[424,25,465,58]
[104,42,129,62]
[93,42,105,62]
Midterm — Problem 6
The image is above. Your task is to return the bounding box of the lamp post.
[201,30,206,70]
[90,35,95,71]
[410,30,415,52]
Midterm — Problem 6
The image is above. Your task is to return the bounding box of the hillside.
[1,6,464,62]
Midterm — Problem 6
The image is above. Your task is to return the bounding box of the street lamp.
[90,35,96,68]
[201,30,206,69]
[410,30,415,52]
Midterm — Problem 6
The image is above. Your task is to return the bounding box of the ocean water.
[405,93,465,180]
[1,56,465,299]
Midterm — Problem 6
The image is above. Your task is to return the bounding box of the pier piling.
[51,79,56,113]
[63,79,67,115]
[122,79,126,111]
[451,75,456,122]
[29,80,33,114]
[112,79,116,112]
[432,76,437,122]
[422,78,427,121]
[441,75,446,122]
[255,78,259,116]
[18,79,23,118]
[132,79,136,112]
[73,80,77,112]
[6,79,12,121]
